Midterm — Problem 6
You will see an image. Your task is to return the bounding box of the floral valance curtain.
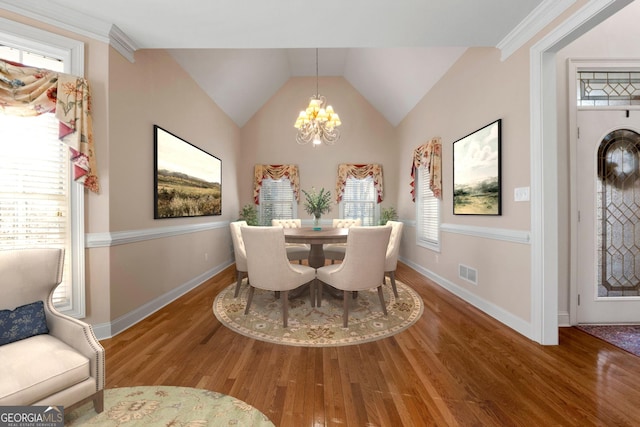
[0,59,99,193]
[253,164,300,204]
[335,163,384,203]
[410,137,442,201]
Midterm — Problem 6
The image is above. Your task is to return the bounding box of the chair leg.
[343,291,350,328]
[234,271,243,297]
[282,290,289,328]
[244,287,255,315]
[389,271,398,298]
[317,280,322,307]
[310,280,316,308]
[94,389,104,413]
[377,286,388,316]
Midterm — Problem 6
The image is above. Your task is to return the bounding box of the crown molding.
[0,0,137,62]
[497,0,576,61]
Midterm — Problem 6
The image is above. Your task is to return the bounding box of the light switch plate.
[514,187,530,202]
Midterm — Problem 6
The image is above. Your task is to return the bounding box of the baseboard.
[92,260,233,340]
[400,257,534,340]
[558,311,571,327]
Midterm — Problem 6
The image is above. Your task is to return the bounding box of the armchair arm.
[44,299,105,393]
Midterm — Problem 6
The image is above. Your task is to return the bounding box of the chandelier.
[294,49,342,147]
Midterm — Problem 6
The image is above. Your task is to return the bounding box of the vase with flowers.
[302,187,332,230]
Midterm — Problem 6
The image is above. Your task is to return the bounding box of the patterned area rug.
[576,324,640,357]
[65,386,274,426]
[213,279,423,347]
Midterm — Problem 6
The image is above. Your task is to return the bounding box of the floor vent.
[459,264,478,285]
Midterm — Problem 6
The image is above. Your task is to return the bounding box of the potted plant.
[379,206,398,225]
[302,187,332,230]
[238,204,258,226]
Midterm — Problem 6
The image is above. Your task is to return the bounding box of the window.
[416,165,440,250]
[340,176,379,226]
[0,19,86,317]
[258,178,297,225]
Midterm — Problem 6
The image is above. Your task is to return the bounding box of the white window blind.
[417,165,440,250]
[340,176,379,226]
[259,178,297,225]
[0,26,85,317]
[0,114,72,306]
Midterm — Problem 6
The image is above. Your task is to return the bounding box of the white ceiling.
[0,0,565,127]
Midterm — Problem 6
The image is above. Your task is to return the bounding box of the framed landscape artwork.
[154,125,222,218]
[453,119,501,215]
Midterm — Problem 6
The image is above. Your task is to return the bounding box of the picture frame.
[154,125,222,219]
[453,119,501,215]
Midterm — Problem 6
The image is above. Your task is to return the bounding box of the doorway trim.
[530,0,632,344]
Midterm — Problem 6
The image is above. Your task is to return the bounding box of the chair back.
[0,248,64,310]
[330,226,391,291]
[241,226,305,291]
[272,219,302,228]
[230,221,248,271]
[384,221,404,271]
[332,218,361,228]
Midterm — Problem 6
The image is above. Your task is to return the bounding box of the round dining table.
[283,226,349,269]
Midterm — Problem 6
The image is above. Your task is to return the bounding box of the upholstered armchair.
[324,218,362,263]
[230,220,250,297]
[271,219,310,264]
[0,248,104,413]
[316,226,391,327]
[384,221,404,298]
[241,226,316,327]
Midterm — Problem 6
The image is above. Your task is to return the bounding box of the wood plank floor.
[101,263,640,426]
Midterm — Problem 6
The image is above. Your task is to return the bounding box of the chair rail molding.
[440,223,531,245]
[86,221,229,248]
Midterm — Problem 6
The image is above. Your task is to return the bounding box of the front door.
[577,109,640,323]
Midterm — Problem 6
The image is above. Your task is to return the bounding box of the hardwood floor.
[101,263,640,426]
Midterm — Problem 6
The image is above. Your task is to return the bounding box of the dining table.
[283,226,349,303]
[283,226,349,269]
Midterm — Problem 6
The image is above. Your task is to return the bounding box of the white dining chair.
[241,226,316,327]
[229,220,249,297]
[316,226,391,327]
[324,218,362,263]
[384,220,404,298]
[272,219,310,264]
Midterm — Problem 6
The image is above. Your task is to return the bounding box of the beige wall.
[103,48,241,322]
[395,46,533,322]
[240,77,398,217]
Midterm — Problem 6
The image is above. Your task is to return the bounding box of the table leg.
[308,243,325,269]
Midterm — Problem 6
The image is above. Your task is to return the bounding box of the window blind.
[417,165,440,247]
[0,113,72,306]
[342,176,377,225]
[259,178,296,225]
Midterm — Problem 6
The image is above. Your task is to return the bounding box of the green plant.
[238,204,258,226]
[302,187,332,217]
[379,206,398,225]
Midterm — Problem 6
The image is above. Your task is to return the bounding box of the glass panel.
[597,129,640,297]
[578,71,640,106]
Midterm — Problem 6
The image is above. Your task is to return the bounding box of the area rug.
[576,324,640,357]
[213,278,423,347]
[65,386,274,426]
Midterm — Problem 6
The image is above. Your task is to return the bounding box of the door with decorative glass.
[577,109,640,323]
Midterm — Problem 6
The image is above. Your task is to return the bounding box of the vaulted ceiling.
[1,0,570,127]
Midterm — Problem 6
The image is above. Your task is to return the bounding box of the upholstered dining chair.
[316,226,392,327]
[241,226,316,327]
[0,248,104,413]
[230,220,249,297]
[324,218,362,263]
[271,219,310,264]
[384,220,404,298]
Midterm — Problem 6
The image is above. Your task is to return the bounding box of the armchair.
[0,248,104,413]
